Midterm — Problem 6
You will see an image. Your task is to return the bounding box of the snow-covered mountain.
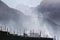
[0,0,32,35]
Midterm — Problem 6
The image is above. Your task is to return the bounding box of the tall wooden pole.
[39,31,41,37]
[5,25,6,31]
[7,27,8,35]
[1,26,2,31]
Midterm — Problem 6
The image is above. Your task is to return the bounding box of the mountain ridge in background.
[0,0,31,34]
[36,0,60,39]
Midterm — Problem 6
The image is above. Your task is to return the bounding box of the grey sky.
[2,0,42,8]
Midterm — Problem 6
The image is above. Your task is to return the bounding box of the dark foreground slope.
[0,31,53,40]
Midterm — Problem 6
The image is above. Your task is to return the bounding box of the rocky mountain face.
[36,0,60,39]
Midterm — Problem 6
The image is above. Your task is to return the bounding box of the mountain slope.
[36,0,60,39]
[0,0,31,34]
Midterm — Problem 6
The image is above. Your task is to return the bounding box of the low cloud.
[0,1,29,34]
[36,0,60,38]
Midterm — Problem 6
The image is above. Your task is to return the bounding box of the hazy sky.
[2,0,42,8]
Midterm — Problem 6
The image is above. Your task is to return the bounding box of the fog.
[37,0,60,40]
[1,0,60,39]
[2,0,42,8]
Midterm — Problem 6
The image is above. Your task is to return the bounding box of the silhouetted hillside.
[0,31,53,40]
